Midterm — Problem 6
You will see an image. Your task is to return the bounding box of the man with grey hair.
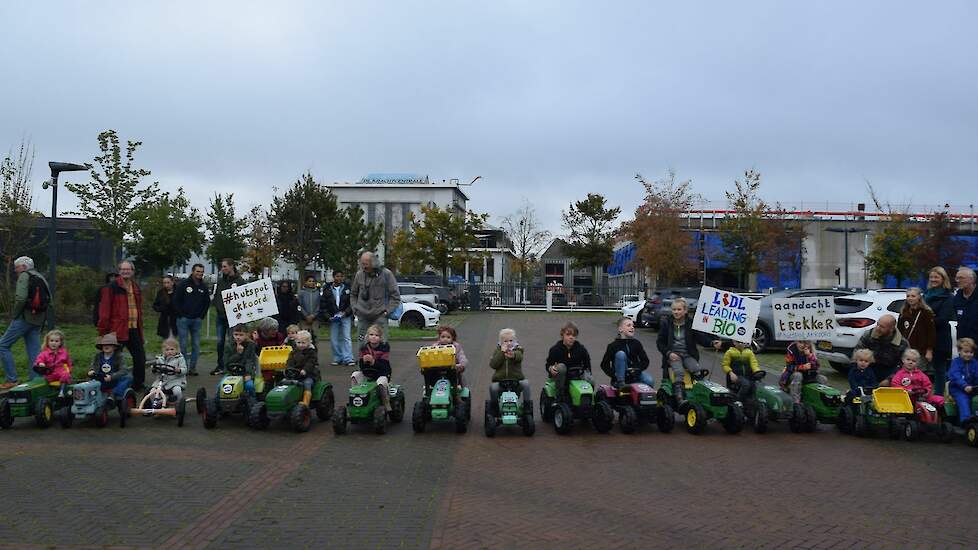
[953,266,978,343]
[0,256,49,389]
[350,251,400,343]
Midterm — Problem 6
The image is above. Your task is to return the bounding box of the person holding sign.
[656,298,718,402]
[721,339,761,404]
[780,340,826,403]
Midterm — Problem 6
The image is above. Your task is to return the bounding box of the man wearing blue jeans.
[173,264,209,376]
[319,270,355,366]
[209,259,245,375]
[0,256,48,389]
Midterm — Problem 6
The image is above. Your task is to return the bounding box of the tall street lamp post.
[43,161,90,330]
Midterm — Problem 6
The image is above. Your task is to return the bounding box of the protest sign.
[772,296,836,340]
[221,277,279,326]
[691,286,760,344]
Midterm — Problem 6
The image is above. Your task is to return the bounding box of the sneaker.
[346,361,357,367]
[209,367,224,376]
[330,361,340,366]
[0,381,18,390]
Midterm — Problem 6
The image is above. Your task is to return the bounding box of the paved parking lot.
[1,311,977,549]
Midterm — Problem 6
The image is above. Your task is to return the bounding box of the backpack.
[27,273,50,315]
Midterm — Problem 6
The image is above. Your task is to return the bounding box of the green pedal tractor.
[0,370,72,429]
[844,386,918,440]
[941,384,978,448]
[199,345,289,429]
[484,379,534,437]
[411,345,471,434]
[657,368,745,435]
[248,366,334,432]
[798,379,844,430]
[333,367,405,435]
[742,371,816,433]
[539,366,613,435]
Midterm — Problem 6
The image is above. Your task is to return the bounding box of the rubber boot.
[301,390,312,407]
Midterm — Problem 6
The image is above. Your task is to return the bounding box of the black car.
[640,287,702,328]
[429,285,460,314]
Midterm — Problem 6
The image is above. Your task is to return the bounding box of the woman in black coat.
[924,266,957,393]
[274,280,301,333]
[151,275,178,340]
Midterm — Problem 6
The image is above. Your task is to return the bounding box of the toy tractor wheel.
[202,396,219,429]
[539,389,554,423]
[938,421,954,444]
[752,401,769,434]
[903,419,920,442]
[411,401,427,433]
[34,397,54,429]
[802,404,817,433]
[315,387,335,422]
[390,392,405,424]
[454,399,469,434]
[124,389,137,418]
[787,403,804,433]
[553,403,574,435]
[685,403,707,435]
[372,405,387,435]
[837,406,854,434]
[522,407,535,437]
[619,406,637,434]
[723,403,745,435]
[94,405,109,428]
[966,422,978,447]
[58,403,74,428]
[249,401,270,430]
[0,399,12,429]
[195,387,207,414]
[118,396,129,428]
[854,414,870,437]
[888,418,902,440]
[290,403,312,433]
[483,401,496,438]
[656,404,675,433]
[592,400,613,434]
[332,406,348,435]
[176,397,187,427]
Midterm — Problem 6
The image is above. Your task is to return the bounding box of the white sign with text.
[772,296,836,340]
[221,277,279,326]
[691,286,760,344]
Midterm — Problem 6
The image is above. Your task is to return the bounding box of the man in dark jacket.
[953,267,978,343]
[545,322,592,402]
[853,314,909,383]
[600,317,652,388]
[96,260,146,391]
[210,259,245,375]
[173,264,209,376]
[319,270,354,366]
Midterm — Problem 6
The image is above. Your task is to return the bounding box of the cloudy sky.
[2,1,976,233]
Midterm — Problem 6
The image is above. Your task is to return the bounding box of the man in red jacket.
[97,260,146,392]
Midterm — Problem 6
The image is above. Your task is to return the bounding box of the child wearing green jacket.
[489,328,531,413]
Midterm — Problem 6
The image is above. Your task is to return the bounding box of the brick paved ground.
[1,311,977,549]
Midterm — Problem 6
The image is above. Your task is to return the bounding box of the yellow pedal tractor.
[849,387,919,440]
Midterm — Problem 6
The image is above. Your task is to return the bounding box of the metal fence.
[448,282,644,310]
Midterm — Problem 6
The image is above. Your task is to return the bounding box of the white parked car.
[616,294,641,308]
[621,300,646,324]
[391,302,441,330]
[815,290,906,373]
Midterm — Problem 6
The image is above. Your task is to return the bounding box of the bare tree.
[0,139,40,311]
[501,199,552,295]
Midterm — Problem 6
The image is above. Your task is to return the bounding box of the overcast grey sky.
[2,1,976,232]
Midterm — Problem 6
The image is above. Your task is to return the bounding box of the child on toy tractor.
[89,333,132,404]
[545,322,592,403]
[153,337,188,402]
[656,298,717,401]
[285,330,319,407]
[846,349,879,404]
[890,348,943,408]
[224,325,259,398]
[720,338,761,404]
[780,340,827,403]
[600,317,652,389]
[435,325,468,389]
[948,337,978,423]
[354,325,392,413]
[489,328,530,412]
[33,329,73,389]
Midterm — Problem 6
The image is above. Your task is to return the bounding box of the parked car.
[621,299,646,323]
[641,287,702,329]
[616,294,641,308]
[814,290,907,373]
[429,285,460,314]
[390,302,441,330]
[398,283,439,310]
[577,293,604,306]
[749,288,858,353]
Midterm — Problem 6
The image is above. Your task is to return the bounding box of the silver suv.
[397,282,439,310]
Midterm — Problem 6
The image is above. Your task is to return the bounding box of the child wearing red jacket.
[33,329,73,385]
[889,348,943,407]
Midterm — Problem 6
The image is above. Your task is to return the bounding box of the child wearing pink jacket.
[889,348,943,407]
[33,329,73,385]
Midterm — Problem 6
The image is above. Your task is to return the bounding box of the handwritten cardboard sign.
[221,278,279,327]
[772,296,836,340]
[691,286,760,344]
